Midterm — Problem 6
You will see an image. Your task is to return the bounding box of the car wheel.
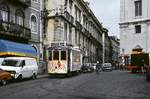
[1,80,7,86]
[32,73,37,80]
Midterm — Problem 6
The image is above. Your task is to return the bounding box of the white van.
[0,57,38,80]
[0,58,4,65]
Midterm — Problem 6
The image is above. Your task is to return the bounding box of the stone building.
[120,0,150,55]
[29,0,43,60]
[43,0,105,63]
[0,0,43,60]
[109,36,120,63]
[102,28,111,63]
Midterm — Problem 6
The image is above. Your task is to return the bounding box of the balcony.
[7,0,31,7]
[70,15,74,24]
[64,11,74,24]
[0,20,31,39]
[76,21,82,30]
[64,11,70,21]
[85,28,90,38]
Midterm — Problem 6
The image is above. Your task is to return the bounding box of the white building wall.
[121,0,150,23]
[147,23,150,52]
[120,0,150,55]
[46,0,64,16]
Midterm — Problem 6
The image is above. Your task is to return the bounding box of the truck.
[127,47,149,73]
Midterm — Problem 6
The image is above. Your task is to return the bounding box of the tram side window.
[72,51,80,63]
[61,51,66,60]
[49,51,52,60]
[53,51,59,60]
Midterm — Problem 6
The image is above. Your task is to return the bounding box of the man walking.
[96,61,101,74]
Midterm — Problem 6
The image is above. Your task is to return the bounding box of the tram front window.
[61,51,66,60]
[53,51,59,60]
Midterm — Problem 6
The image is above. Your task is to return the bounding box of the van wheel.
[17,75,22,81]
[32,73,37,80]
[1,80,7,86]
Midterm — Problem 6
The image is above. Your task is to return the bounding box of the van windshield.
[2,60,20,67]
[0,58,4,64]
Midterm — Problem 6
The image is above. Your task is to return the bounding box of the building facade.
[0,0,43,60]
[30,0,43,60]
[44,0,105,63]
[109,36,120,63]
[120,0,150,55]
[103,29,112,63]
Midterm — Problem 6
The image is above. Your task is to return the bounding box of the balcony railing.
[20,0,31,6]
[7,0,31,7]
[0,20,31,39]
[85,28,90,38]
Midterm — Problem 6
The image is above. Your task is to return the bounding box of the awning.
[0,40,37,58]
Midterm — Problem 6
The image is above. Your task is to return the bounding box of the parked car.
[81,63,94,73]
[0,68,11,85]
[0,57,38,80]
[91,63,97,70]
[102,63,113,71]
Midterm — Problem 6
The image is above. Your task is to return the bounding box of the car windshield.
[103,63,111,66]
[1,60,20,67]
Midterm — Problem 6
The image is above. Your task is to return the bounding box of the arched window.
[0,3,9,22]
[31,15,37,32]
[15,10,24,26]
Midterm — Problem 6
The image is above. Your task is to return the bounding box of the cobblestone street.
[0,71,150,99]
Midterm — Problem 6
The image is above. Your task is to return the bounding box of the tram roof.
[48,46,81,51]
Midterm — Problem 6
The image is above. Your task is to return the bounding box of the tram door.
[67,50,71,73]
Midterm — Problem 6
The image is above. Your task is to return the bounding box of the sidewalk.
[37,73,49,79]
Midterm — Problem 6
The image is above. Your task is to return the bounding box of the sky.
[85,0,120,37]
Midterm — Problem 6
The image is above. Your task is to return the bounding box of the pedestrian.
[141,60,146,74]
[96,61,101,74]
